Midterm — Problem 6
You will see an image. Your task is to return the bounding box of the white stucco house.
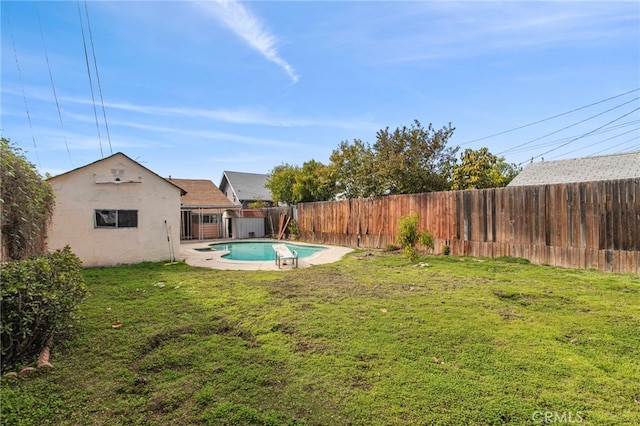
[46,152,185,267]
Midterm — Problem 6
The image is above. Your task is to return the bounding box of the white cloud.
[1,84,374,130]
[197,0,299,83]
[326,1,639,65]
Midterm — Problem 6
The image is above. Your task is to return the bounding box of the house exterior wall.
[191,222,224,239]
[47,155,181,266]
[222,185,242,206]
[219,180,239,206]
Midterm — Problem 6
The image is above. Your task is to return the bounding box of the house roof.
[47,152,186,195]
[169,178,236,208]
[221,171,272,201]
[508,151,640,187]
[241,209,265,218]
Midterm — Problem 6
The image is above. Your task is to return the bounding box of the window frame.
[94,209,138,228]
[202,214,219,224]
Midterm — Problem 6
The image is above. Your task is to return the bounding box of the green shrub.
[287,218,300,239]
[1,246,86,371]
[396,213,434,261]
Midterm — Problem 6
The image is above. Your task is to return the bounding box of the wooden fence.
[260,206,295,238]
[297,178,639,273]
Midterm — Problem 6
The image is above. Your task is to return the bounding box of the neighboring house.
[167,178,238,240]
[219,171,274,208]
[508,151,640,187]
[47,152,184,267]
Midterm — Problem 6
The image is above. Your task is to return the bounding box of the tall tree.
[292,160,337,203]
[267,161,337,204]
[271,120,459,203]
[1,138,55,260]
[450,147,521,190]
[372,120,457,195]
[329,139,377,199]
[265,163,299,205]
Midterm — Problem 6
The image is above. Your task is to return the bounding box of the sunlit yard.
[2,251,639,425]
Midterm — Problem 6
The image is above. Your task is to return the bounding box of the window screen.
[95,210,138,228]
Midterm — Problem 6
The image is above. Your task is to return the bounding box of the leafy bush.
[396,213,434,261]
[1,246,86,371]
[1,138,55,260]
[287,218,300,239]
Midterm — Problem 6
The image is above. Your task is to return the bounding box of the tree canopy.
[450,147,521,190]
[329,120,457,198]
[292,159,337,203]
[372,120,457,195]
[329,139,376,199]
[266,120,520,203]
[266,160,337,204]
[265,163,298,205]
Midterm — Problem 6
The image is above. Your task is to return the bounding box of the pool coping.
[179,239,354,271]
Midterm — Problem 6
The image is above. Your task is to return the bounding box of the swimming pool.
[199,241,327,261]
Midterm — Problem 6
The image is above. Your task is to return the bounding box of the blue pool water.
[202,241,327,261]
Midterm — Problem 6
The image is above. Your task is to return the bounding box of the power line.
[521,107,640,165]
[512,120,640,153]
[587,137,640,157]
[498,96,639,155]
[6,11,41,169]
[504,120,640,155]
[36,3,74,168]
[547,126,640,160]
[460,87,640,146]
[77,0,104,158]
[84,0,112,155]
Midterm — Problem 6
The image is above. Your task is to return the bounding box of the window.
[95,210,138,228]
[203,214,219,224]
[194,214,219,224]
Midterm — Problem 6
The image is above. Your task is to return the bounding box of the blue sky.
[2,1,639,183]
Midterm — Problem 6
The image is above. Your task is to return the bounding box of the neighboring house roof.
[220,171,272,202]
[508,151,640,187]
[169,178,236,208]
[241,209,265,218]
[48,152,186,195]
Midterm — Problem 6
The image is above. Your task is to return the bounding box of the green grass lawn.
[2,251,639,425]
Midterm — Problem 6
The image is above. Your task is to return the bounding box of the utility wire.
[498,96,639,155]
[84,0,112,155]
[77,0,103,158]
[547,126,640,160]
[587,137,640,157]
[460,87,640,146]
[501,119,640,155]
[6,11,41,169]
[520,107,640,165]
[36,4,74,168]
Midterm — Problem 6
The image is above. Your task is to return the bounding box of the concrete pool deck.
[179,239,354,271]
